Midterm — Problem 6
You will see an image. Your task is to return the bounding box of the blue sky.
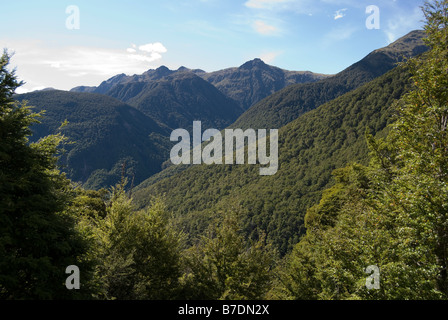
[0,0,426,93]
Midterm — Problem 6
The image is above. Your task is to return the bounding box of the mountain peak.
[374,29,427,57]
[155,65,171,75]
[239,58,268,70]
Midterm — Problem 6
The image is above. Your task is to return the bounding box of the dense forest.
[14,90,172,190]
[1,0,447,301]
[133,64,414,255]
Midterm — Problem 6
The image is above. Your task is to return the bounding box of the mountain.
[93,66,175,95]
[132,64,413,255]
[71,61,328,115]
[73,68,244,131]
[200,58,329,110]
[70,85,96,93]
[131,29,429,196]
[231,30,428,130]
[106,71,244,131]
[15,90,172,189]
[70,66,190,95]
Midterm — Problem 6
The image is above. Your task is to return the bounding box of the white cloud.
[43,43,167,76]
[123,42,168,62]
[4,39,168,91]
[253,20,279,35]
[138,42,167,54]
[15,86,47,94]
[334,8,347,20]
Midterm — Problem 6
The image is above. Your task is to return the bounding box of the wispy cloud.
[244,0,319,15]
[44,42,167,76]
[253,20,279,35]
[334,8,347,20]
[322,25,357,47]
[384,7,424,43]
[244,0,360,15]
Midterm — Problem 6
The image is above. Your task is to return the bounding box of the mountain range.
[132,60,415,254]
[71,58,329,112]
[130,30,428,254]
[16,30,428,218]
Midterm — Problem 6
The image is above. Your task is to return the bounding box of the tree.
[369,0,448,297]
[89,185,184,300]
[181,208,275,300]
[389,0,448,295]
[0,51,93,299]
[280,0,448,300]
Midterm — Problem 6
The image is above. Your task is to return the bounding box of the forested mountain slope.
[15,90,171,189]
[72,60,327,116]
[108,71,244,131]
[133,65,413,254]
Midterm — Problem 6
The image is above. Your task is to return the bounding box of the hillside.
[231,30,427,130]
[15,90,172,189]
[133,65,413,255]
[108,71,244,131]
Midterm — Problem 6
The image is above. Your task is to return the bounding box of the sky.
[0,0,426,93]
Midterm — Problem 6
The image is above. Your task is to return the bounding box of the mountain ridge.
[230,29,428,130]
[70,59,330,111]
[105,71,245,131]
[201,58,330,110]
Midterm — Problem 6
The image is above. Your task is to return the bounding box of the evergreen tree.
[0,51,93,299]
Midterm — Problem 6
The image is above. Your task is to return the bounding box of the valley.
[3,0,448,301]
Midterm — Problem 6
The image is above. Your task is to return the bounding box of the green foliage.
[70,187,109,219]
[15,90,172,189]
[0,50,23,106]
[0,51,93,299]
[2,3,443,300]
[180,207,276,300]
[83,185,184,300]
[133,64,414,255]
[279,0,448,300]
